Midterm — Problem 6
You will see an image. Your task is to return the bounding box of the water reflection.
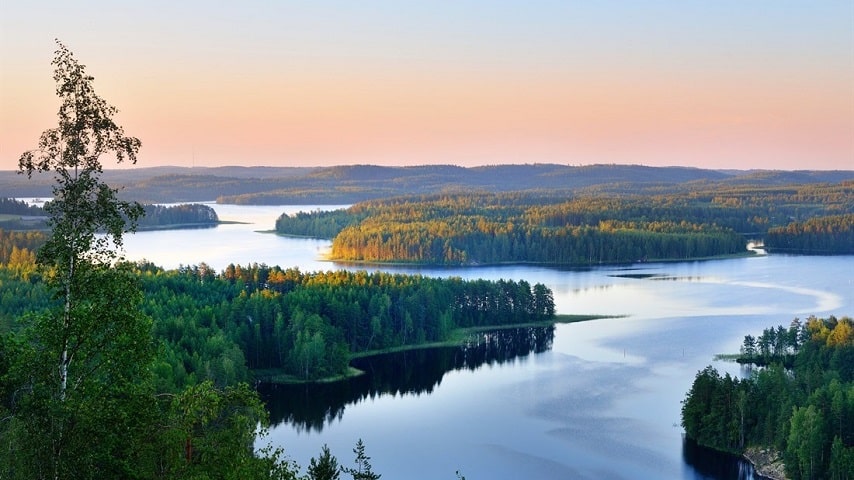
[682,438,759,480]
[258,325,555,432]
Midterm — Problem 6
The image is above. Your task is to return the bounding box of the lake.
[120,203,853,479]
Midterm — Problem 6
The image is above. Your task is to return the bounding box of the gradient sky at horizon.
[1,1,852,171]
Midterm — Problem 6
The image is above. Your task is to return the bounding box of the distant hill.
[1,164,851,204]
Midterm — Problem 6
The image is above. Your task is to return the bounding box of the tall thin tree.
[18,39,144,401]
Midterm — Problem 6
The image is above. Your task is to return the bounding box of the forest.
[0,197,43,216]
[0,240,554,478]
[681,316,854,479]
[275,184,853,266]
[764,213,854,255]
[0,197,219,231]
[2,43,400,479]
[0,259,555,385]
[135,203,220,229]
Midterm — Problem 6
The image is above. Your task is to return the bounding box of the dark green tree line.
[140,263,555,382]
[0,198,44,216]
[136,203,219,228]
[682,316,854,479]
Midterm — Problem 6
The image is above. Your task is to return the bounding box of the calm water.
[119,204,853,479]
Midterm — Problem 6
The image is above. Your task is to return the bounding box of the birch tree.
[17,39,144,401]
[8,39,150,479]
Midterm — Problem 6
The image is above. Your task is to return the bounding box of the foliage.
[276,208,367,239]
[136,203,219,229]
[1,41,295,480]
[341,439,381,480]
[765,213,854,254]
[3,39,150,478]
[276,185,853,266]
[682,316,854,479]
[0,229,44,281]
[143,263,555,382]
[307,445,341,480]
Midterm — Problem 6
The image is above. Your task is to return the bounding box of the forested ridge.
[2,163,850,204]
[276,183,853,266]
[682,316,854,479]
[0,233,554,478]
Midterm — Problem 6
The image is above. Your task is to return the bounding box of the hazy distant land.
[2,163,851,204]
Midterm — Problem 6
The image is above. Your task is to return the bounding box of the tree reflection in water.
[258,325,555,431]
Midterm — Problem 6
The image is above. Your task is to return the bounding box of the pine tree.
[342,439,381,480]
[308,445,341,480]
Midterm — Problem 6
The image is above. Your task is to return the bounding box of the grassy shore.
[254,313,612,385]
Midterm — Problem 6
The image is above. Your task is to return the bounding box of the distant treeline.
[0,198,43,216]
[275,209,368,238]
[764,213,854,255]
[682,316,854,479]
[0,199,46,230]
[276,183,853,265]
[136,203,219,229]
[3,164,851,205]
[0,198,218,231]
[0,260,555,384]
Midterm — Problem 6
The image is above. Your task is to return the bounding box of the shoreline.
[312,250,760,269]
[254,314,611,385]
[743,447,788,480]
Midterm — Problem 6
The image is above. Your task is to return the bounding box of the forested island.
[682,316,854,479]
[275,184,853,266]
[0,197,219,231]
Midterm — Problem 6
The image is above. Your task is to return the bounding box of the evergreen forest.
[765,213,854,255]
[1,41,493,480]
[276,185,853,266]
[681,316,854,479]
[0,197,220,231]
[1,260,556,384]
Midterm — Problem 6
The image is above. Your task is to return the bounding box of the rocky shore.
[743,447,788,480]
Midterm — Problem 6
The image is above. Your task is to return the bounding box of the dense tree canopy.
[682,316,854,479]
[136,203,219,229]
[277,185,853,266]
[142,262,555,382]
[765,213,854,255]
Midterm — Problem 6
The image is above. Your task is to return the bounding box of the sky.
[1,1,853,171]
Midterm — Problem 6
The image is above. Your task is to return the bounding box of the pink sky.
[2,1,853,171]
